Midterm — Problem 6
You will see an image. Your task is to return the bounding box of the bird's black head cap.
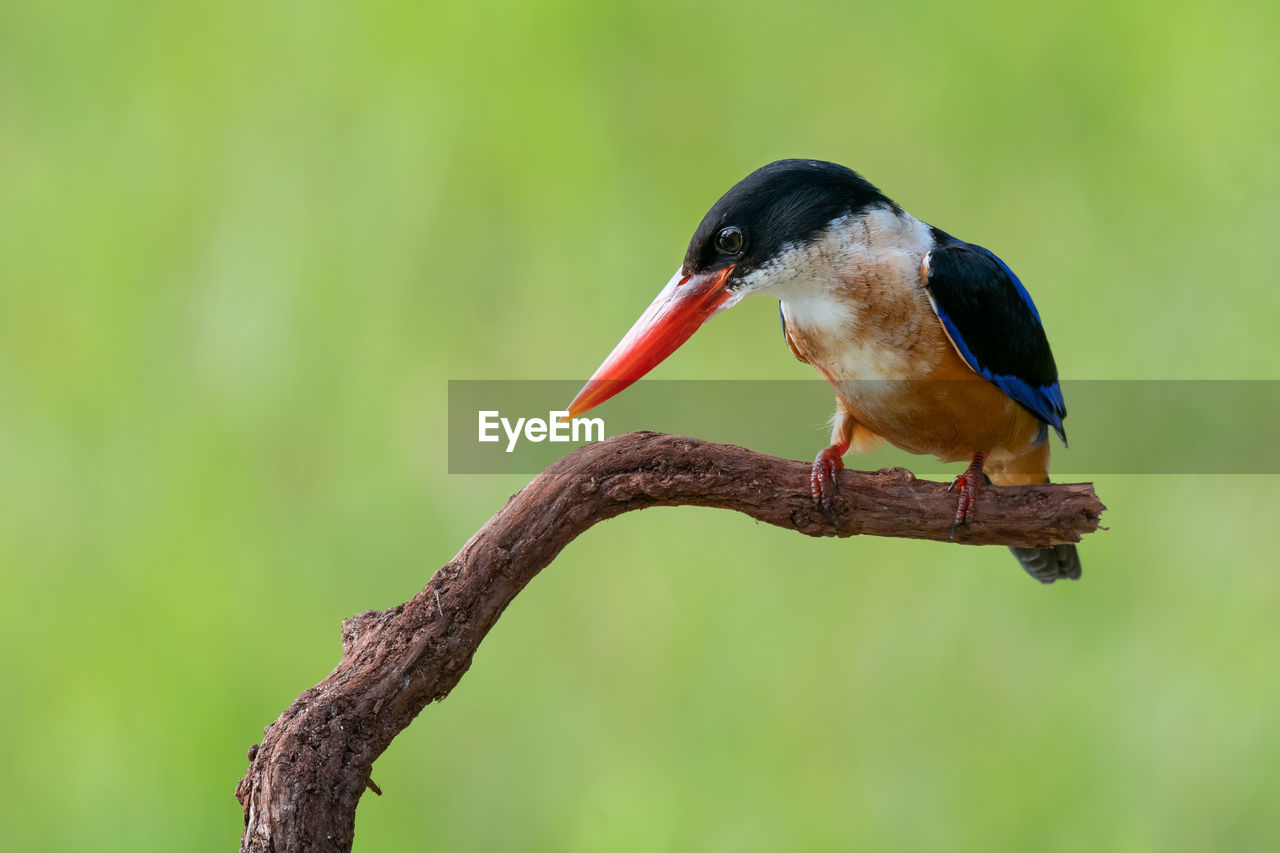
[683,159,894,281]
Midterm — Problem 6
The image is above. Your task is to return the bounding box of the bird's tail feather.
[988,468,1081,584]
[1009,545,1081,584]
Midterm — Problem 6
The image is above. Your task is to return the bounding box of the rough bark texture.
[236,431,1105,851]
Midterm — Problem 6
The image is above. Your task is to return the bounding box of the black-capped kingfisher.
[565,159,1079,583]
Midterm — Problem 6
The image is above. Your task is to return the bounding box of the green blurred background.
[3,0,1279,849]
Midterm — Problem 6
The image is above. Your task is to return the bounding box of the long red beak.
[566,266,739,418]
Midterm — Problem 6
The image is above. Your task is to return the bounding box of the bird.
[564,159,1079,583]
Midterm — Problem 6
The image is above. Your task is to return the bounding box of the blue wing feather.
[924,238,1067,444]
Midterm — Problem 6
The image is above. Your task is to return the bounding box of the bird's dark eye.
[715,226,744,255]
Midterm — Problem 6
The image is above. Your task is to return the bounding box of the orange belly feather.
[781,268,1051,485]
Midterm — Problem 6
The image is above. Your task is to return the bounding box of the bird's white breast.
[752,205,938,382]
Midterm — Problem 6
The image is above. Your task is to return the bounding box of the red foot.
[947,452,987,537]
[810,441,850,524]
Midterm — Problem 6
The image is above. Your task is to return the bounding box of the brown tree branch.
[235,431,1105,851]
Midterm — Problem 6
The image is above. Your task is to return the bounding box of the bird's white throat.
[753,205,936,381]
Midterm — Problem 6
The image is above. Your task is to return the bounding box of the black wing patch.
[922,235,1066,442]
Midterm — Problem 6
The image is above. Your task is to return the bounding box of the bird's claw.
[947,455,986,538]
[810,446,845,524]
[820,498,839,525]
[948,483,977,538]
